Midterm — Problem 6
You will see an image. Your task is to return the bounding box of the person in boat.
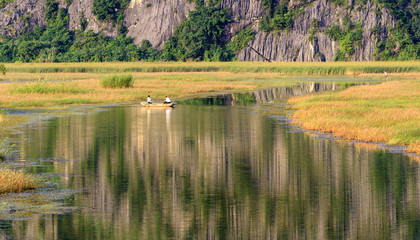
[147,95,152,104]
[163,96,171,104]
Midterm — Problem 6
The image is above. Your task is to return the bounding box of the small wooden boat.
[140,102,175,107]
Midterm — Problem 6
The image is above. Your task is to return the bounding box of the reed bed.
[4,61,420,75]
[0,169,38,194]
[288,80,420,154]
[101,74,133,88]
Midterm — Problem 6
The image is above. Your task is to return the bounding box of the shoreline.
[288,79,420,155]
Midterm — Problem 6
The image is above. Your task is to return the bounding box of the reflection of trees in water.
[3,102,420,239]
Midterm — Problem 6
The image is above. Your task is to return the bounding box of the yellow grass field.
[288,79,420,154]
[0,72,290,108]
[2,61,400,109]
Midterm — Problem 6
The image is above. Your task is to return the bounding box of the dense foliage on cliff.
[368,0,420,60]
[0,0,154,62]
[161,0,235,61]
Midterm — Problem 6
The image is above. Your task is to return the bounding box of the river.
[0,83,419,239]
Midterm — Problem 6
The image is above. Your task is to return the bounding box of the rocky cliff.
[236,0,395,61]
[0,0,403,61]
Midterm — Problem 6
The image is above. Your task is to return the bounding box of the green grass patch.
[101,74,134,88]
[10,81,90,94]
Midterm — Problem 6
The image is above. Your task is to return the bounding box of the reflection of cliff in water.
[3,100,420,239]
[180,82,342,106]
[253,82,340,103]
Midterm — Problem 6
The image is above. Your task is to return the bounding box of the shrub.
[92,0,130,23]
[101,74,133,88]
[324,25,344,41]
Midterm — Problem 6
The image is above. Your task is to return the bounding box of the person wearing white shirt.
[147,95,152,104]
[164,96,171,104]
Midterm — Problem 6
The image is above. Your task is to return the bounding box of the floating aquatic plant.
[0,189,79,220]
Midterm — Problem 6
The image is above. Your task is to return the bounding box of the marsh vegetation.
[0,169,38,194]
[101,74,134,88]
[1,62,398,109]
[289,79,420,154]
[4,61,420,75]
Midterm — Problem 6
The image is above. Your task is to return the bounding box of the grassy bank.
[288,79,420,154]
[0,70,386,108]
[3,61,420,75]
[0,169,38,194]
[0,73,264,108]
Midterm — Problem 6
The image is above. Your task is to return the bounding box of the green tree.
[0,63,6,75]
[227,28,256,53]
[162,1,232,61]
[45,0,59,24]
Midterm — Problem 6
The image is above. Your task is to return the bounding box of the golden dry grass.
[289,79,420,154]
[0,75,259,108]
[0,169,38,194]
[0,61,418,109]
[0,71,318,108]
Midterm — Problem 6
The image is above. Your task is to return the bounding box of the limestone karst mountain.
[0,0,418,61]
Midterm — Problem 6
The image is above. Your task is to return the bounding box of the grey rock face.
[221,0,264,34]
[66,0,117,36]
[124,0,195,49]
[236,0,395,61]
[0,0,47,37]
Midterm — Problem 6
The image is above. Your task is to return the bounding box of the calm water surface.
[1,83,420,239]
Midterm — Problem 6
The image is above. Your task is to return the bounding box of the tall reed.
[5,62,420,75]
[101,74,133,88]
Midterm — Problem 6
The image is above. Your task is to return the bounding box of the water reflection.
[179,82,342,106]
[1,87,419,239]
